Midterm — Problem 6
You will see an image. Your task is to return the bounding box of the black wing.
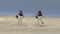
[16,15,18,18]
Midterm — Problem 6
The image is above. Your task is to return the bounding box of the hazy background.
[0,0,60,17]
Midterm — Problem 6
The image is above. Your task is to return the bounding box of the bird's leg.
[18,19,19,24]
[37,18,40,25]
[20,17,22,25]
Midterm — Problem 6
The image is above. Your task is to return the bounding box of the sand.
[0,16,60,34]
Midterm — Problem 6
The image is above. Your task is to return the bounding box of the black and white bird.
[35,10,44,25]
[16,10,24,24]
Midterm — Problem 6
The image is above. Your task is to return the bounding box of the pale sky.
[0,0,60,17]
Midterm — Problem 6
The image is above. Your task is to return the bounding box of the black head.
[19,10,22,14]
[19,10,23,16]
[38,10,41,14]
[38,10,42,16]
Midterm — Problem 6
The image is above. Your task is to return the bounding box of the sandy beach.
[0,16,60,34]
